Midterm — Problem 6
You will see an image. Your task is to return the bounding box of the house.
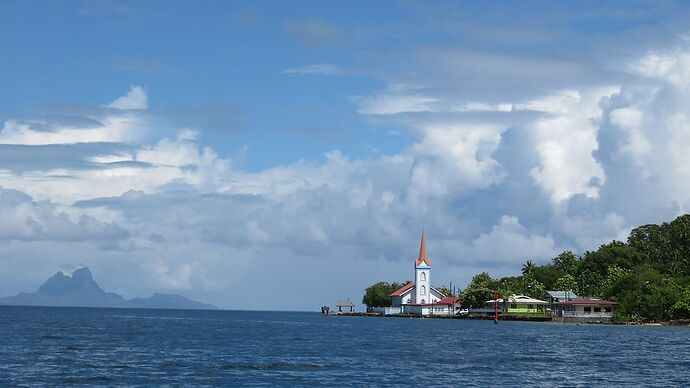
[334,299,355,313]
[545,290,579,304]
[545,290,578,314]
[404,296,460,316]
[486,294,549,316]
[386,231,447,315]
[554,298,618,323]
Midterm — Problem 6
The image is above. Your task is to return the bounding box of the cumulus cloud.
[464,215,560,264]
[7,36,690,309]
[0,187,127,242]
[108,85,148,110]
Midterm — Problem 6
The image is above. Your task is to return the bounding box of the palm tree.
[522,260,535,275]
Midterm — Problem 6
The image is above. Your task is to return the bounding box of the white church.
[385,231,457,315]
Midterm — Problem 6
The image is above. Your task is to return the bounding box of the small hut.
[335,299,355,313]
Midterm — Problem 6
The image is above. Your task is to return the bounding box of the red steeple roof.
[415,230,431,266]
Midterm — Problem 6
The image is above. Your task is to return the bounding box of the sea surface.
[1,307,690,386]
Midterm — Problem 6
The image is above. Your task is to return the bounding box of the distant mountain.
[0,267,217,310]
[129,293,216,310]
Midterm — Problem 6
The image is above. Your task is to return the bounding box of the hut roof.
[335,299,355,307]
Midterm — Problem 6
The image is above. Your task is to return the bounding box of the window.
[510,304,517,309]
[420,285,426,295]
[605,307,612,313]
[420,272,426,281]
[528,304,534,309]
[584,307,591,314]
[594,307,601,313]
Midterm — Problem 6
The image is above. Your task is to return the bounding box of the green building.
[486,294,549,317]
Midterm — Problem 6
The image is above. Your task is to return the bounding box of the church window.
[420,272,426,281]
[420,285,426,295]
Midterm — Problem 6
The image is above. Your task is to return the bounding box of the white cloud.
[0,187,127,242]
[282,64,344,76]
[108,85,148,110]
[408,124,505,198]
[528,88,617,204]
[356,94,439,115]
[0,115,144,145]
[7,40,690,309]
[465,215,560,263]
[633,51,690,87]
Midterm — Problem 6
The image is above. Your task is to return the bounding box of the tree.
[468,272,494,289]
[460,272,496,308]
[553,274,578,292]
[362,281,406,307]
[521,273,545,299]
[577,269,603,297]
[599,265,631,299]
[522,260,536,275]
[552,251,580,275]
[435,286,451,297]
[579,242,647,276]
[532,264,564,290]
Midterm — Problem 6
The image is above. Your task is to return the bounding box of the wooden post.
[493,292,499,324]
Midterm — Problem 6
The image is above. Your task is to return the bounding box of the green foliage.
[579,242,647,276]
[362,281,407,307]
[469,272,494,289]
[628,215,690,277]
[460,214,690,321]
[598,265,630,299]
[553,274,578,292]
[532,264,564,290]
[435,286,451,297]
[521,260,536,275]
[520,273,545,299]
[552,251,580,275]
[461,272,496,308]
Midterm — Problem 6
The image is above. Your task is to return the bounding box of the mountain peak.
[38,267,99,296]
[1,267,216,310]
[72,267,93,283]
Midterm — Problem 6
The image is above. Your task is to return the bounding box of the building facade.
[554,298,618,323]
[388,232,446,315]
[486,294,549,316]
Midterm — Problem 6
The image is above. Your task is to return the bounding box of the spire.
[415,230,431,266]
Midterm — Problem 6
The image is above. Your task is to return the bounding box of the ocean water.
[1,307,690,386]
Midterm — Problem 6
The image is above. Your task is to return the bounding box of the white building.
[387,231,449,315]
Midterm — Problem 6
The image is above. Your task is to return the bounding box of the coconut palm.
[522,260,536,275]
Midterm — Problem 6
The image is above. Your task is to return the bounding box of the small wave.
[160,361,187,370]
[290,337,309,341]
[216,362,329,372]
[107,315,204,321]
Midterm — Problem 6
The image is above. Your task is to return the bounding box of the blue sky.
[3,1,690,310]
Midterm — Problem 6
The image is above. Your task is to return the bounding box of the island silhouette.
[0,267,216,310]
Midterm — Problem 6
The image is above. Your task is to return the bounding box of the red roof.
[415,230,432,266]
[390,282,415,297]
[555,298,618,306]
[436,296,459,305]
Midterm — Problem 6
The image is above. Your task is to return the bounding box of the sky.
[3,1,690,310]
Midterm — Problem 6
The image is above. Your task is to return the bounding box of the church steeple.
[414,230,431,304]
[415,230,431,266]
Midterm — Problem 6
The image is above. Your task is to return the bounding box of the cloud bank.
[5,16,690,310]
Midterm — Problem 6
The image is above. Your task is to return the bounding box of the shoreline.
[324,312,690,326]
